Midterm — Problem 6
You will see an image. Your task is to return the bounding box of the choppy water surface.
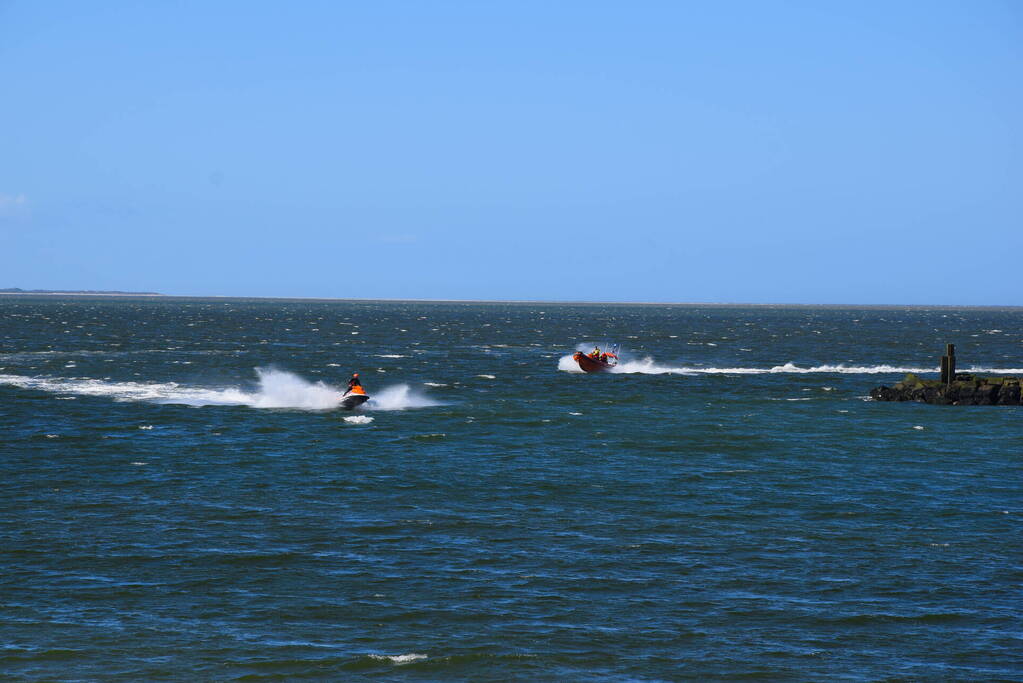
[1,297,1021,681]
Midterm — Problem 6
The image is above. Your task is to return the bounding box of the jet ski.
[573,344,619,373]
[340,385,370,410]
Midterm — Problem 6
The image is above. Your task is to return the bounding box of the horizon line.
[2,291,1021,308]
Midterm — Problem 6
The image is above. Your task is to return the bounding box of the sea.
[1,296,1020,681]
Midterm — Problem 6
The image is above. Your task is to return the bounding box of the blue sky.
[1,1,1020,303]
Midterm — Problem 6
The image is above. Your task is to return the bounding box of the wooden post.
[941,343,956,385]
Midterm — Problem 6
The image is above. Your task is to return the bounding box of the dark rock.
[999,382,1021,404]
[872,373,1023,406]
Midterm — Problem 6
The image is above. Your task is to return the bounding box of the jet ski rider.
[346,372,366,395]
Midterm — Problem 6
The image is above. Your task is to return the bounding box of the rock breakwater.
[871,373,1023,406]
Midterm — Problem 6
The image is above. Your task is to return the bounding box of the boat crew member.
[590,346,601,359]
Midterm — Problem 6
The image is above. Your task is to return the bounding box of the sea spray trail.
[365,384,441,411]
[0,368,439,411]
[556,356,1023,375]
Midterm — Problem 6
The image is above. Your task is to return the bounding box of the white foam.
[968,366,1023,374]
[611,358,694,375]
[557,355,584,373]
[343,415,374,424]
[1,368,342,411]
[375,354,407,358]
[476,374,496,379]
[232,369,343,409]
[366,384,440,411]
[423,382,448,387]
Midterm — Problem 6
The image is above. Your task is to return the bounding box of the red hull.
[573,351,614,373]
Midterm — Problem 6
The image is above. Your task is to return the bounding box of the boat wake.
[0,368,439,411]
[556,356,1023,376]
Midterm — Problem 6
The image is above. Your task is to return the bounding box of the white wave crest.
[967,366,1023,374]
[343,415,374,424]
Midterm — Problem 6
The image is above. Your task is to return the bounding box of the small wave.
[476,374,496,379]
[343,415,374,424]
[410,432,446,441]
[375,354,407,358]
[423,382,448,387]
[368,653,427,665]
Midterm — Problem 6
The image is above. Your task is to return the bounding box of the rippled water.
[2,297,1021,680]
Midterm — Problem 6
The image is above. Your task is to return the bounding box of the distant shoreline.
[0,289,163,296]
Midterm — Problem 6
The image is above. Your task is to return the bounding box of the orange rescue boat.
[573,345,619,373]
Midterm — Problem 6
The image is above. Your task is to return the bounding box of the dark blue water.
[2,297,1021,680]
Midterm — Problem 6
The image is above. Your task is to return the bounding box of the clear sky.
[1,1,1020,303]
